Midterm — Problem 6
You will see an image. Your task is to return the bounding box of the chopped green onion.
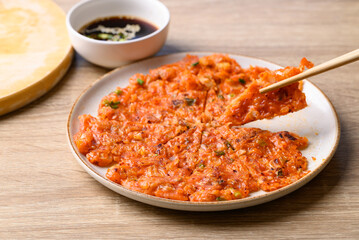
[118,32,125,39]
[137,78,144,85]
[98,33,113,40]
[103,100,120,109]
[234,191,242,198]
[216,196,224,201]
[184,97,196,106]
[225,141,235,150]
[192,61,199,67]
[228,188,242,198]
[218,94,224,99]
[198,163,205,169]
[239,78,246,84]
[214,150,225,156]
[114,89,123,95]
[229,93,235,98]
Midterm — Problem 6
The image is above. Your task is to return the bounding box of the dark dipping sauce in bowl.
[79,16,158,42]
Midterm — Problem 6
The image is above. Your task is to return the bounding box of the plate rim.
[66,52,340,211]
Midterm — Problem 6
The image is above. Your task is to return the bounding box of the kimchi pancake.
[73,53,316,203]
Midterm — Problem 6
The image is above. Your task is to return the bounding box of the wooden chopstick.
[259,49,359,94]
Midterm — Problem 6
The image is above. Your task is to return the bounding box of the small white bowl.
[66,0,170,68]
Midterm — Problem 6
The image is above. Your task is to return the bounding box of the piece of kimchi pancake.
[189,125,308,201]
[196,54,268,123]
[74,115,190,166]
[106,125,203,201]
[219,58,313,125]
[97,55,208,124]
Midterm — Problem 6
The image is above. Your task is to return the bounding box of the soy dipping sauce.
[79,16,158,42]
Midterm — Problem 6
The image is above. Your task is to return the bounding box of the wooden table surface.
[1,0,359,239]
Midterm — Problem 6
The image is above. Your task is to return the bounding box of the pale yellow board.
[0,0,73,115]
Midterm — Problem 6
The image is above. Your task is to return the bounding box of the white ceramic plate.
[67,52,340,211]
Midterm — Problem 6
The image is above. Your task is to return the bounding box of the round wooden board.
[0,0,73,115]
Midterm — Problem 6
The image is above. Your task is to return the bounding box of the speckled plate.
[67,52,340,211]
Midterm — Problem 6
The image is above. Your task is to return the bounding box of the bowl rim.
[66,0,170,45]
[66,52,341,210]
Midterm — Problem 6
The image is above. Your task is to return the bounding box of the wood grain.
[1,0,359,239]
